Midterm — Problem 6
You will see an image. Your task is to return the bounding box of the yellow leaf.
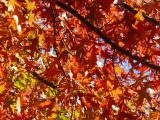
[111,87,122,103]
[107,80,114,89]
[0,83,6,94]
[8,0,21,11]
[109,75,114,80]
[28,11,35,24]
[116,87,122,95]
[25,0,36,11]
[135,9,145,21]
[10,0,21,7]
[9,18,18,31]
[118,41,124,47]
[38,34,45,43]
[76,73,82,80]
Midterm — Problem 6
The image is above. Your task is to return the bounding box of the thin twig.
[111,49,124,98]
[70,95,76,120]
[111,49,130,112]
[99,15,115,30]
[50,1,71,87]
[32,72,57,89]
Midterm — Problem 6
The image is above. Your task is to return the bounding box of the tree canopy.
[0,0,160,119]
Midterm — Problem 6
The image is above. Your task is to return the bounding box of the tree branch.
[32,72,57,89]
[23,65,57,89]
[50,1,71,87]
[121,2,159,25]
[56,2,160,71]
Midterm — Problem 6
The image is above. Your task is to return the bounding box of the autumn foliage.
[0,0,160,119]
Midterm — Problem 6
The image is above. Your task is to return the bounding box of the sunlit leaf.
[0,83,6,94]
[0,0,158,119]
[28,11,35,24]
[115,66,123,75]
[10,0,21,7]
[135,9,145,21]
[25,0,36,11]
[39,100,51,107]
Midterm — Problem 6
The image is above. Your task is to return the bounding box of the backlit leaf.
[25,0,36,11]
[135,9,145,21]
[0,0,158,119]
[0,83,6,94]
[28,11,35,24]
[39,100,51,107]
[10,0,21,7]
[115,66,123,75]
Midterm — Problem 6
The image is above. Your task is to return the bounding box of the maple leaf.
[86,47,97,69]
[12,6,27,24]
[135,9,145,21]
[100,99,109,109]
[115,66,124,75]
[10,0,22,7]
[23,37,39,57]
[25,0,36,12]
[144,2,158,13]
[0,0,159,119]
[28,11,35,24]
[136,83,151,105]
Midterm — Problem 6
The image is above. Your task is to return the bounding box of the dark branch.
[121,2,159,25]
[33,72,57,89]
[121,3,137,14]
[56,2,160,71]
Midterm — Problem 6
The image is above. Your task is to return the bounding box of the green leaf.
[58,114,70,120]
[75,111,80,117]
[10,103,16,113]
[55,116,63,120]
[51,113,57,118]
[14,81,24,90]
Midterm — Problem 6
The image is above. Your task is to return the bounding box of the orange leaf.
[100,99,109,109]
[0,66,3,78]
[82,100,92,108]
[115,66,123,75]
[39,100,51,107]
[71,66,79,74]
